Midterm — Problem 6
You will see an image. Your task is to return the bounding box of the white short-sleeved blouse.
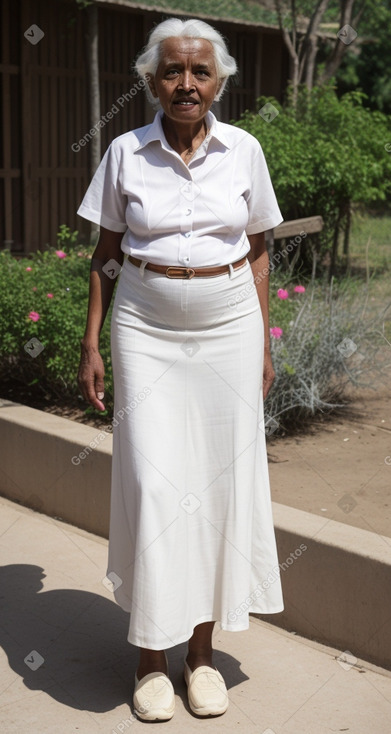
[77,108,283,267]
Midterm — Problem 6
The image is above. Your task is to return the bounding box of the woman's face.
[148,37,222,124]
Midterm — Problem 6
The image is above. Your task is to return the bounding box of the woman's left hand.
[263,351,275,400]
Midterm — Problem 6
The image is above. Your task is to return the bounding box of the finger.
[79,375,106,412]
[85,391,106,412]
[92,397,106,412]
[96,382,105,401]
[95,378,105,410]
[88,391,105,411]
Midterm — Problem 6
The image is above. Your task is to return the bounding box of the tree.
[76,0,101,242]
[335,0,391,114]
[272,0,366,104]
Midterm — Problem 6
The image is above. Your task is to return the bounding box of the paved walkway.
[1,496,391,734]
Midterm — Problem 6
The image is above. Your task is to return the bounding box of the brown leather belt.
[127,254,248,279]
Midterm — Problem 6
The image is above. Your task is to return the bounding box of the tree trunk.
[275,0,300,106]
[343,201,351,273]
[290,54,299,107]
[343,203,350,254]
[311,238,318,283]
[304,37,318,90]
[329,209,342,281]
[86,4,101,178]
[302,0,331,89]
[318,0,358,85]
[85,4,100,243]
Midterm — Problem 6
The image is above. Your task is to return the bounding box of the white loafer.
[183,659,229,716]
[133,652,175,721]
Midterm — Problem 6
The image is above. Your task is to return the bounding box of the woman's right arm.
[77,226,125,412]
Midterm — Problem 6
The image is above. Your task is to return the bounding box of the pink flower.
[277,288,289,299]
[294,285,306,293]
[32,287,37,292]
[55,250,67,259]
[47,293,53,298]
[25,266,32,271]
[28,311,40,322]
[270,326,283,339]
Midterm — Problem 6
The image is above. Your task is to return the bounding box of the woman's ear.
[215,78,224,99]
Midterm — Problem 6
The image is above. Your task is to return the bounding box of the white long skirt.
[107,256,284,650]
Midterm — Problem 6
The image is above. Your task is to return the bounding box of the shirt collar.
[135,108,231,152]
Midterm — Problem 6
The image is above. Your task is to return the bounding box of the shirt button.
[184,232,192,238]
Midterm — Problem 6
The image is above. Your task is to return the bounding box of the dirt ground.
[267,376,391,540]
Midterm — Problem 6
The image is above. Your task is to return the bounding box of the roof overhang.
[90,0,281,31]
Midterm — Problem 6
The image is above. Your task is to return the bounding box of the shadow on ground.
[0,564,247,714]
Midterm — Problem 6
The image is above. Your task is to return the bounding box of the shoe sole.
[134,707,175,721]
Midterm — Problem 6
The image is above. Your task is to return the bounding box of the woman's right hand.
[77,227,124,413]
[77,342,106,412]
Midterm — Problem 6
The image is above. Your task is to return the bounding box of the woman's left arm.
[247,231,275,400]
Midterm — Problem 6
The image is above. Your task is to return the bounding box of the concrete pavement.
[1,495,391,734]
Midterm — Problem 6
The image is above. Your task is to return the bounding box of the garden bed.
[1,216,390,436]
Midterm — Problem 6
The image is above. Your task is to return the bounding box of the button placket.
[178,178,197,265]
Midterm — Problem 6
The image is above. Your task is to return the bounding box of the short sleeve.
[77,143,128,232]
[245,144,283,235]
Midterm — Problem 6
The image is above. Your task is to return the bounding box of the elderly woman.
[77,16,284,722]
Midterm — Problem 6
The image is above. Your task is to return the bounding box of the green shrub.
[0,246,113,414]
[235,84,391,274]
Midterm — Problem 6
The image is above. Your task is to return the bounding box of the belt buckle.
[165,266,195,279]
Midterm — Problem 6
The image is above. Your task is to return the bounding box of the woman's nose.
[178,72,195,90]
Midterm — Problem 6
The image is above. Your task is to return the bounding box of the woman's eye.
[165,69,209,77]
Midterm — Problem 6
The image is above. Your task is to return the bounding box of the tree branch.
[318,0,365,85]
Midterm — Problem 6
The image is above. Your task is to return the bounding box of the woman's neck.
[161,114,208,159]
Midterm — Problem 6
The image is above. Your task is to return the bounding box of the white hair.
[133,17,238,109]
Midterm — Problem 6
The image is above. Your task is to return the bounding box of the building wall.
[1,0,288,253]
